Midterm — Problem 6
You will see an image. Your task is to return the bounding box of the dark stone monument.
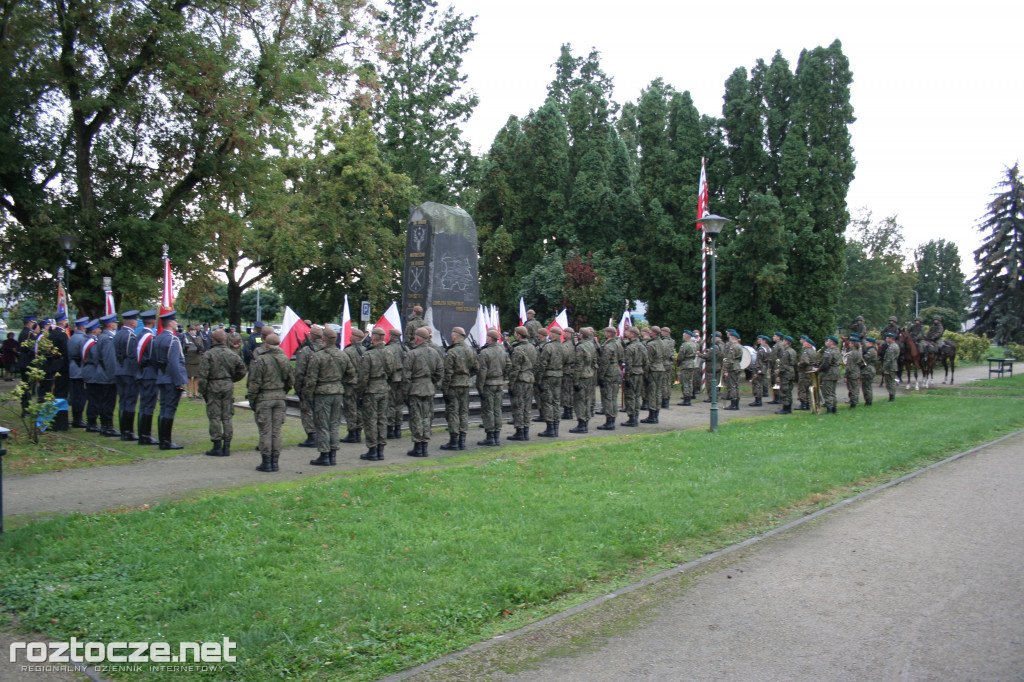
[402,202,479,339]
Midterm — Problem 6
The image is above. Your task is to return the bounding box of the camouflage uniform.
[304,342,356,459]
[246,344,293,472]
[525,317,542,343]
[817,344,841,411]
[700,337,725,400]
[882,341,899,400]
[292,336,323,443]
[360,338,396,457]
[341,338,365,440]
[476,337,510,443]
[721,338,744,408]
[197,341,247,447]
[404,338,444,452]
[536,336,563,433]
[441,339,478,448]
[571,335,596,429]
[848,318,867,338]
[660,331,675,407]
[844,343,863,407]
[560,334,576,420]
[797,343,818,409]
[675,336,697,404]
[861,344,877,405]
[622,334,648,425]
[597,335,624,424]
[404,315,427,343]
[508,337,537,438]
[385,335,407,436]
[642,334,664,419]
[749,340,770,406]
[776,343,798,412]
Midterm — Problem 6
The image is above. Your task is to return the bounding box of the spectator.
[1,331,19,380]
[182,323,204,398]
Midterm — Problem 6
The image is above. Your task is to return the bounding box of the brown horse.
[939,340,957,384]
[897,329,923,390]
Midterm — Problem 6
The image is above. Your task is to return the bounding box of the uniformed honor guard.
[81,320,103,431]
[659,327,674,408]
[536,326,563,437]
[95,313,121,437]
[153,311,188,449]
[844,335,864,409]
[722,329,744,411]
[882,332,899,401]
[507,326,538,441]
[701,332,724,403]
[849,315,867,338]
[675,330,697,406]
[197,328,247,457]
[306,327,356,466]
[404,305,427,342]
[861,337,878,406]
[524,309,542,343]
[440,326,477,451]
[796,335,818,411]
[774,335,797,415]
[817,336,842,413]
[246,333,293,472]
[340,328,366,443]
[622,326,647,426]
[767,332,784,404]
[134,311,160,445]
[385,328,406,439]
[404,327,444,457]
[476,328,510,446]
[570,328,596,433]
[559,327,576,421]
[114,310,141,440]
[360,327,396,461]
[293,324,323,449]
[67,316,91,427]
[749,335,772,407]
[597,327,624,429]
[640,327,664,422]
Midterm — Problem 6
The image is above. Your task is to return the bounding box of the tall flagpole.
[698,158,709,392]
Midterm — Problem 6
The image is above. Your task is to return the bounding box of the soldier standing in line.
[774,335,797,415]
[816,335,842,414]
[476,328,509,446]
[153,312,188,449]
[795,335,818,411]
[596,326,624,429]
[622,326,647,427]
[700,332,724,403]
[95,313,121,437]
[81,320,103,431]
[16,315,36,416]
[570,328,596,433]
[246,333,293,472]
[722,329,744,411]
[404,305,427,342]
[749,334,772,407]
[559,327,576,421]
[536,326,563,437]
[385,328,406,439]
[524,309,542,343]
[882,332,899,401]
[844,335,864,409]
[67,316,90,427]
[114,310,140,441]
[226,325,243,355]
[767,332,784,404]
[306,327,355,466]
[641,326,663,423]
[675,330,697,406]
[861,336,878,406]
[134,311,159,445]
[340,328,366,443]
[531,327,550,423]
[293,325,323,449]
[360,327,395,461]
[198,328,247,457]
[404,326,444,457]
[659,327,675,409]
[507,326,537,441]
[439,326,477,451]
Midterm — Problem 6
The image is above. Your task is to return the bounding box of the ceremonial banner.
[280,306,311,359]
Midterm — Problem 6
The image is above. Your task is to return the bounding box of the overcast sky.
[449,0,1024,278]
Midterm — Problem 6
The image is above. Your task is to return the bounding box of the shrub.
[1005,342,1024,360]
[943,331,990,362]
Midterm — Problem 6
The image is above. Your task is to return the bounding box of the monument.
[402,202,479,340]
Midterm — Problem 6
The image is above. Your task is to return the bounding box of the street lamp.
[56,234,79,309]
[698,214,730,433]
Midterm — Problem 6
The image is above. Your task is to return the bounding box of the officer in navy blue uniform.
[45,314,71,430]
[81,319,103,431]
[114,310,141,441]
[96,313,121,437]
[134,310,160,445]
[67,316,91,427]
[153,311,187,449]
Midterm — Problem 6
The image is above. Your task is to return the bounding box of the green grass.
[0,377,1023,680]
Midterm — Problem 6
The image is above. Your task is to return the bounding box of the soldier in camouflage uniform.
[360,327,396,461]
[385,328,406,439]
[596,327,624,429]
[404,305,427,343]
[640,327,663,423]
[796,335,818,410]
[675,330,697,406]
[507,326,537,441]
[816,335,842,413]
[524,309,542,344]
[560,327,576,420]
[722,329,744,411]
[622,326,647,427]
[749,334,771,407]
[569,328,596,433]
[848,315,867,339]
[245,334,293,473]
[306,327,356,466]
[773,335,798,414]
[700,332,725,403]
[844,335,864,409]
[907,317,926,355]
[882,332,899,401]
[341,328,366,443]
[536,326,563,437]
[440,326,478,451]
[226,326,242,355]
[861,336,878,406]
[293,325,323,449]
[197,329,247,457]
[767,332,784,404]
[404,327,444,457]
[476,328,510,446]
[659,327,674,408]
[531,327,549,423]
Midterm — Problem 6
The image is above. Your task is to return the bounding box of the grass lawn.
[1,376,1023,680]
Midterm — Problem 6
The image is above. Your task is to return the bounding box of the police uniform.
[134,311,160,445]
[67,317,91,427]
[153,312,188,449]
[95,314,121,436]
[114,310,141,440]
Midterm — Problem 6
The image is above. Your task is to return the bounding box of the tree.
[914,240,966,320]
[372,0,478,203]
[838,211,916,329]
[0,0,375,317]
[969,164,1024,343]
[517,249,629,328]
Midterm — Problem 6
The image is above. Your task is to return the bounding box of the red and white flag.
[696,157,709,230]
[104,290,115,316]
[547,309,569,341]
[280,306,311,359]
[491,304,501,337]
[519,297,527,326]
[617,310,632,337]
[374,301,402,337]
[341,295,353,348]
[157,254,174,333]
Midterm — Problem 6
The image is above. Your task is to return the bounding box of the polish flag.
[158,254,174,332]
[341,295,353,348]
[104,290,116,316]
[475,304,487,348]
[491,305,501,337]
[696,157,709,230]
[618,310,632,337]
[374,301,402,338]
[280,306,311,359]
[547,308,569,341]
[519,297,527,326]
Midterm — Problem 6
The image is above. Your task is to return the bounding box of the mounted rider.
[923,316,945,357]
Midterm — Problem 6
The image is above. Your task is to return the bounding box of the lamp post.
[57,234,79,316]
[698,214,729,432]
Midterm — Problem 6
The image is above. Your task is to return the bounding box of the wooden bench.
[986,357,1015,379]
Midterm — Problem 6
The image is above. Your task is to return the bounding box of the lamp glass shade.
[697,214,730,236]
[57,234,80,252]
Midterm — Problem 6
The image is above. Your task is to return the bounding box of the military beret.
[536,327,549,336]
[121,310,139,320]
[773,331,783,338]
[661,326,671,334]
[562,326,574,335]
[679,329,691,337]
[713,331,722,338]
[757,334,771,342]
[827,335,840,344]
[649,325,661,335]
[783,334,794,343]
[800,334,814,345]
[265,333,280,346]
[514,326,529,337]
[451,326,466,337]
[885,332,897,338]
[372,326,386,336]
[847,335,859,342]
[86,319,101,330]
[605,326,617,335]
[487,328,501,341]
[323,327,338,340]
[864,336,876,343]
[726,329,739,338]
[388,328,402,339]
[139,310,157,319]
[74,316,91,327]
[414,327,431,340]
[309,324,323,336]
[350,327,365,339]
[526,309,536,316]
[100,313,118,324]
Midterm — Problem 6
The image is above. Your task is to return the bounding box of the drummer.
[722,329,744,411]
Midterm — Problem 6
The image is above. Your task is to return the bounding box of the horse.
[939,339,957,384]
[897,329,923,390]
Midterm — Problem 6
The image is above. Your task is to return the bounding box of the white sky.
[450,0,1024,277]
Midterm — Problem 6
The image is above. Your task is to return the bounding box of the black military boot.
[538,421,557,437]
[748,397,762,407]
[763,386,769,397]
[532,413,545,423]
[439,433,460,450]
[507,427,526,441]
[865,399,872,406]
[137,414,157,445]
[478,430,495,446]
[205,439,225,457]
[328,449,337,465]
[360,445,378,460]
[767,392,781,405]
[661,398,670,409]
[406,442,421,457]
[373,445,384,460]
[724,399,739,411]
[569,419,589,433]
[341,428,361,443]
[622,414,638,427]
[849,402,856,409]
[158,418,183,450]
[270,452,280,471]
[256,453,273,472]
[641,410,658,423]
[222,438,232,456]
[458,433,467,450]
[795,401,809,411]
[640,401,649,410]
[561,406,572,420]
[775,404,792,415]
[310,450,332,466]
[390,425,403,439]
[889,395,895,402]
[298,432,317,448]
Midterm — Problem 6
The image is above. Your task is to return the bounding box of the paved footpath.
[402,427,1024,682]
